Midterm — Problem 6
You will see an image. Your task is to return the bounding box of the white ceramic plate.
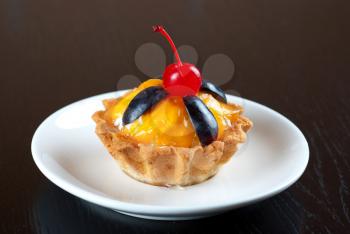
[31,91,309,220]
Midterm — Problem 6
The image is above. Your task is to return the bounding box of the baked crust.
[92,98,252,186]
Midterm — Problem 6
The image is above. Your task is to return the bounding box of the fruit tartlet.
[92,26,252,186]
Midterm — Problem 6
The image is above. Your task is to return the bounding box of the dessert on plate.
[92,26,252,186]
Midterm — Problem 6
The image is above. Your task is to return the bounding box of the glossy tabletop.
[1,0,349,233]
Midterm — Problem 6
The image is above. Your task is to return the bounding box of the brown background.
[1,0,350,233]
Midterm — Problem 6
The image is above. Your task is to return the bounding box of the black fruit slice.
[122,86,168,125]
[183,96,218,146]
[200,80,227,103]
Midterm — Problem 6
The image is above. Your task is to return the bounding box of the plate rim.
[31,91,309,216]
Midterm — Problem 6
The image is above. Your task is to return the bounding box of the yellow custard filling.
[103,79,242,147]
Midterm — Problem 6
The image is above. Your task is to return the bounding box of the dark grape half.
[122,86,168,125]
[200,80,227,103]
[183,95,218,146]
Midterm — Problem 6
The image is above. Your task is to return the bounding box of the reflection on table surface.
[32,183,303,234]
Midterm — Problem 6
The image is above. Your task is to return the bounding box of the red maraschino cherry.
[153,25,202,97]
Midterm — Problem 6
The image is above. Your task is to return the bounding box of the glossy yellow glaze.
[104,79,242,147]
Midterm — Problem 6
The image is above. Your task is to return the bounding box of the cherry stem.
[153,25,182,66]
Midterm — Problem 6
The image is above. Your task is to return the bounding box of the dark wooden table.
[1,0,349,233]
